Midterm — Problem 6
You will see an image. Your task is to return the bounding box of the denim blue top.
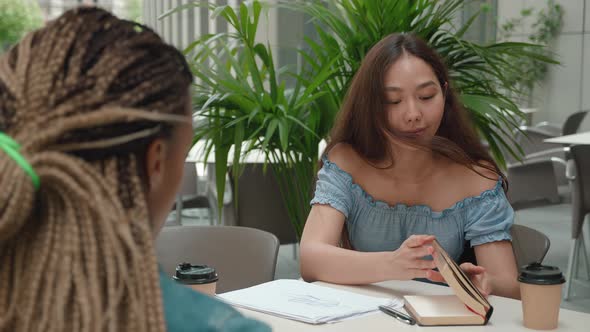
[159,269,271,332]
[310,156,514,261]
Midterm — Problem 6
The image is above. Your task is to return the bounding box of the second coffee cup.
[518,263,565,330]
[173,262,219,295]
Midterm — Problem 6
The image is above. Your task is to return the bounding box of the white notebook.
[218,279,403,324]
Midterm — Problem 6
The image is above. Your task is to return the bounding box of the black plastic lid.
[172,262,218,285]
[518,263,565,285]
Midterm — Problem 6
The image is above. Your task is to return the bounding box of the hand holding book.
[427,259,492,297]
[385,234,437,280]
[403,239,494,326]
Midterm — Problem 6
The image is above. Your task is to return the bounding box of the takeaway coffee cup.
[518,263,566,330]
[173,262,218,295]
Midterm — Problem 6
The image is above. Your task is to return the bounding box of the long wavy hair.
[0,7,192,332]
[324,33,505,189]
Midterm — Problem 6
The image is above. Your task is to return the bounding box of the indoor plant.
[497,0,563,107]
[0,0,42,51]
[284,0,558,165]
[168,0,559,237]
[166,1,336,236]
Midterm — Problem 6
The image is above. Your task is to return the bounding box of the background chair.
[169,162,212,226]
[156,225,279,293]
[504,111,589,209]
[507,155,567,208]
[510,224,550,269]
[505,126,569,208]
[564,145,590,300]
[535,110,588,138]
[562,111,588,137]
[458,224,549,270]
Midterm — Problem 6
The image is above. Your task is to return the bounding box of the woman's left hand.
[426,262,492,297]
[458,263,492,297]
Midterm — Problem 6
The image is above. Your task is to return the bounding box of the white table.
[544,131,590,145]
[186,140,267,164]
[186,139,329,163]
[237,280,590,331]
[520,108,538,114]
[502,107,537,126]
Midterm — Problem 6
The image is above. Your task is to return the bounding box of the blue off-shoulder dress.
[159,269,271,332]
[310,156,514,262]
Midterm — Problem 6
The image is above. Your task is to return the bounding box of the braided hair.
[0,7,193,332]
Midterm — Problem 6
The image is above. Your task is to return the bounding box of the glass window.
[462,0,498,44]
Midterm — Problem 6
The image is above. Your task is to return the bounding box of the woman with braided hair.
[0,7,269,332]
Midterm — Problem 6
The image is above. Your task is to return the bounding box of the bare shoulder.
[325,143,364,176]
[450,160,500,197]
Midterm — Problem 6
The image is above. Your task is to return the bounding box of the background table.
[237,280,590,331]
[544,131,590,145]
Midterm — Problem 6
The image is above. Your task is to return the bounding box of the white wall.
[38,0,128,20]
[142,0,305,76]
[143,0,268,51]
[498,0,590,130]
[142,0,196,49]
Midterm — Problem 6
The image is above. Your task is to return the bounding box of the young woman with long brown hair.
[300,33,520,299]
[0,7,269,331]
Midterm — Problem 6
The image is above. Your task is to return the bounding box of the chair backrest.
[499,127,555,165]
[156,225,279,293]
[562,111,588,136]
[570,145,590,238]
[506,159,561,208]
[229,164,299,244]
[517,127,558,156]
[178,162,198,197]
[511,224,550,269]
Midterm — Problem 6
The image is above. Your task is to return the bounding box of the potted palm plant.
[284,0,558,166]
[164,1,336,237]
[166,0,558,238]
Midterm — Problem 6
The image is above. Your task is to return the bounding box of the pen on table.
[378,305,416,325]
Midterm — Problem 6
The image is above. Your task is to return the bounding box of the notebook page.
[218,279,403,324]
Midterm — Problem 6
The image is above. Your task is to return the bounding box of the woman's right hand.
[383,235,437,280]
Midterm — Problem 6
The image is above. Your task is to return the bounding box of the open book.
[403,239,493,326]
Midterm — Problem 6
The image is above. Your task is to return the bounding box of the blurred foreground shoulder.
[159,270,271,332]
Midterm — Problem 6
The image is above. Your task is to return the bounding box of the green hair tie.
[0,132,40,190]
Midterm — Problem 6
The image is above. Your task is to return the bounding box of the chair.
[562,111,588,136]
[535,110,588,137]
[459,225,549,269]
[506,112,590,208]
[564,145,590,300]
[505,127,569,208]
[507,156,567,208]
[156,225,279,293]
[170,162,212,226]
[514,126,562,157]
[510,224,550,269]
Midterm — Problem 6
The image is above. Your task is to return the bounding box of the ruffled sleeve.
[309,157,354,218]
[464,183,514,246]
